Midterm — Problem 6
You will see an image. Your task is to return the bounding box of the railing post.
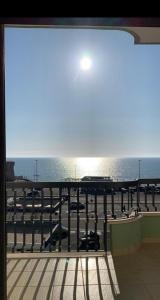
[127,188,130,212]
[58,187,62,252]
[103,192,107,251]
[152,185,157,211]
[144,187,149,211]
[85,192,89,251]
[94,193,98,241]
[67,186,71,252]
[111,188,115,218]
[121,190,124,212]
[22,189,26,252]
[0,24,6,300]
[76,186,80,251]
[137,182,140,211]
[31,188,35,252]
[131,189,133,208]
[49,187,53,252]
[40,189,44,252]
[13,190,17,252]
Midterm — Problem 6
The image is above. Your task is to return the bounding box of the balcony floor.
[7,244,160,300]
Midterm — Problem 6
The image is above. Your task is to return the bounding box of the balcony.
[6,180,160,299]
[7,244,160,299]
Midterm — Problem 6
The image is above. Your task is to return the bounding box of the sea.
[7,157,160,182]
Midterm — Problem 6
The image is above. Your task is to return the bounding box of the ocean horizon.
[6,157,160,182]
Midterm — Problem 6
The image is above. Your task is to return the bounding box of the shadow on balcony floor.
[7,244,160,299]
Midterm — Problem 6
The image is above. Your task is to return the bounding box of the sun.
[80,56,92,71]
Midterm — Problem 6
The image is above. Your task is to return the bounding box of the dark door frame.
[0,17,159,300]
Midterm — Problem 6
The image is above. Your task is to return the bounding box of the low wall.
[141,212,160,243]
[109,212,160,255]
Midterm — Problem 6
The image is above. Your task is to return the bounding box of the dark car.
[146,187,160,194]
[120,188,128,193]
[79,231,100,251]
[70,201,85,210]
[34,187,42,191]
[27,190,40,197]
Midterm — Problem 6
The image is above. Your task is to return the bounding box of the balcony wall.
[110,212,160,255]
[142,213,160,243]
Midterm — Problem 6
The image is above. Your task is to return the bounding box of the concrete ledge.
[7,251,110,259]
[108,214,142,224]
[141,212,160,216]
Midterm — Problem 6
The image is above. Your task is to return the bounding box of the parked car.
[79,231,100,250]
[34,187,42,191]
[70,202,85,210]
[146,187,160,194]
[81,187,116,195]
[27,190,40,197]
[120,188,128,193]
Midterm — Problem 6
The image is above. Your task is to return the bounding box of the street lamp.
[138,160,142,179]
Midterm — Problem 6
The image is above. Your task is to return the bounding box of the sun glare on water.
[75,157,101,177]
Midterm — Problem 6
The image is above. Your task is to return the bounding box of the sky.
[5,27,160,157]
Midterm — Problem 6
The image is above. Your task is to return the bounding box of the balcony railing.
[6,179,160,253]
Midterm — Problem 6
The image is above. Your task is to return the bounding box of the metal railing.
[6,179,160,253]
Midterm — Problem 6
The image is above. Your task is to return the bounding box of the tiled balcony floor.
[7,244,160,300]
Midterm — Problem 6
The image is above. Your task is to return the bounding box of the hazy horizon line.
[6,155,160,159]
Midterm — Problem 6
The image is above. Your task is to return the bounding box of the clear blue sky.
[5,27,160,157]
